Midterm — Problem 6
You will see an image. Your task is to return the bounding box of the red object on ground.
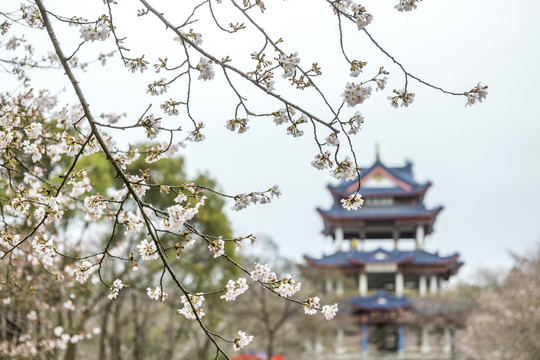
[230,355,284,360]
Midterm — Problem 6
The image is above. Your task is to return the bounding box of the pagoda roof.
[350,290,412,310]
[318,203,443,220]
[305,248,459,268]
[329,160,430,197]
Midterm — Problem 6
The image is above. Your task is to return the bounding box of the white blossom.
[325,133,339,146]
[388,89,415,108]
[31,236,56,267]
[277,52,300,78]
[73,261,95,284]
[108,279,124,300]
[395,0,421,12]
[233,331,253,351]
[147,287,168,301]
[465,82,488,107]
[332,156,357,181]
[220,278,249,301]
[250,263,277,283]
[84,194,107,221]
[341,193,364,210]
[303,297,321,315]
[177,294,205,319]
[342,82,372,107]
[321,303,339,320]
[208,238,225,258]
[197,57,215,81]
[24,123,43,139]
[79,16,110,42]
[312,151,334,170]
[137,239,159,261]
[347,111,364,134]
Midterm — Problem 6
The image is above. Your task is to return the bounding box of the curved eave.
[351,303,413,311]
[349,256,415,266]
[329,182,432,200]
[304,255,356,269]
[411,254,460,267]
[318,206,443,221]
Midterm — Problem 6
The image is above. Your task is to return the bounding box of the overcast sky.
[9,0,540,282]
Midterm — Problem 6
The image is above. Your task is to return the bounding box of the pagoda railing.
[307,350,454,360]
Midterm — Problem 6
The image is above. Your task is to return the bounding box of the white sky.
[7,0,540,282]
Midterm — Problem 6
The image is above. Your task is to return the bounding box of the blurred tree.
[458,244,540,360]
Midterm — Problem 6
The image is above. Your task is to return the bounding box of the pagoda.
[305,154,463,358]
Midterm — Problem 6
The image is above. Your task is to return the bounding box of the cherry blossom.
[147,287,169,301]
[73,261,95,284]
[465,82,489,107]
[137,239,159,261]
[177,294,205,319]
[220,278,249,301]
[321,303,339,320]
[197,57,215,81]
[342,82,372,107]
[208,238,225,258]
[108,279,124,300]
[303,296,321,315]
[341,193,364,210]
[233,331,253,351]
[79,16,110,42]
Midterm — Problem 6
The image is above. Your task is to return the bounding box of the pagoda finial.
[375,142,380,162]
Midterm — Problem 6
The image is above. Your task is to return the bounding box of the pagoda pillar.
[325,277,333,294]
[415,225,425,250]
[359,272,368,296]
[398,324,405,357]
[421,326,430,354]
[393,228,400,250]
[359,229,366,251]
[361,323,368,354]
[395,272,404,297]
[443,326,452,354]
[335,227,344,251]
[336,278,344,296]
[419,275,427,297]
[429,275,438,295]
[336,327,345,354]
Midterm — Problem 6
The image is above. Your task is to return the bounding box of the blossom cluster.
[395,0,422,12]
[137,239,159,261]
[225,118,250,134]
[108,279,124,300]
[342,82,372,107]
[220,278,249,301]
[208,238,225,258]
[250,263,301,297]
[84,194,107,221]
[79,16,110,42]
[197,57,215,81]
[388,89,415,108]
[31,235,56,267]
[347,111,364,134]
[140,114,161,139]
[178,294,205,319]
[233,331,254,351]
[277,52,300,78]
[231,185,281,211]
[73,261,95,284]
[332,156,358,181]
[341,193,364,210]
[311,151,334,170]
[147,287,169,301]
[465,82,488,107]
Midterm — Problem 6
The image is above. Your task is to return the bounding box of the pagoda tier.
[318,159,443,249]
[305,248,462,280]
